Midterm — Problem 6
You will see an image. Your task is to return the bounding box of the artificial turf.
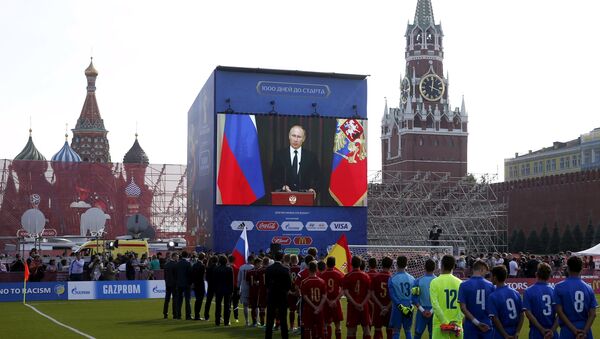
[1,297,599,338]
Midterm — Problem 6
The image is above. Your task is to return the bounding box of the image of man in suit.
[270,125,321,199]
[265,251,292,339]
[174,251,192,320]
[163,252,178,319]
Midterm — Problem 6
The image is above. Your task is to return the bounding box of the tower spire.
[414,0,435,29]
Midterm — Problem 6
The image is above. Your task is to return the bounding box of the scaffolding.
[367,170,507,254]
[144,164,187,237]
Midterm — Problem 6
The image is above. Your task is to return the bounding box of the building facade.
[381,0,468,179]
[504,127,600,182]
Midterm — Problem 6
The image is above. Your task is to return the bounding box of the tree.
[513,229,526,253]
[526,230,540,253]
[584,220,594,250]
[562,226,575,252]
[508,230,518,252]
[539,225,550,254]
[572,224,584,252]
[549,225,561,253]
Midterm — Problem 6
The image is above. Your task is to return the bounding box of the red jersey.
[289,265,301,285]
[300,276,327,307]
[343,270,371,304]
[370,271,391,306]
[320,268,345,301]
[295,268,310,289]
[367,269,379,282]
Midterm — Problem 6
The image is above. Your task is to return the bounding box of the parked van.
[74,239,149,258]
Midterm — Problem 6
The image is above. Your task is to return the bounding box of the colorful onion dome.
[125,178,141,197]
[51,135,82,162]
[14,129,46,161]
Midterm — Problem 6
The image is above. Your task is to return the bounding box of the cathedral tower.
[382,0,468,178]
[71,58,111,162]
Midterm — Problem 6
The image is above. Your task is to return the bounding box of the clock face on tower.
[419,74,445,101]
[400,77,410,104]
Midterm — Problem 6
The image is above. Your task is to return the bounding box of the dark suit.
[203,263,216,320]
[270,147,320,194]
[191,261,206,319]
[163,260,177,318]
[265,262,292,339]
[174,258,192,319]
[213,264,234,326]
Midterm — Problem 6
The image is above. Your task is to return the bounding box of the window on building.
[546,160,551,172]
[573,156,578,167]
[533,163,538,174]
[525,163,531,175]
[560,157,565,170]
[584,150,592,164]
[551,159,556,171]
[565,156,570,168]
[595,148,600,163]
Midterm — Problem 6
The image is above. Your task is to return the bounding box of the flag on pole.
[231,225,249,269]
[217,114,265,205]
[23,262,30,304]
[329,119,367,206]
[326,234,352,274]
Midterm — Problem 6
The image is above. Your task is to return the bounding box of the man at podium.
[270,125,321,200]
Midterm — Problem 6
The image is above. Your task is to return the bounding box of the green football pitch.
[1,297,599,339]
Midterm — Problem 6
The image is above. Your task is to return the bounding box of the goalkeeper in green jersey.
[429,255,464,338]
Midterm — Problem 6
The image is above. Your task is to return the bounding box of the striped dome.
[125,178,141,197]
[14,130,46,161]
[52,141,82,162]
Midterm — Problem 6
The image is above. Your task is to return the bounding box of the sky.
[1,0,599,182]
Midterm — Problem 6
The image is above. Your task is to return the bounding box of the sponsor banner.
[96,281,146,300]
[305,221,328,231]
[0,282,68,302]
[505,278,599,294]
[256,221,279,231]
[330,221,352,231]
[281,221,304,232]
[293,236,313,246]
[284,248,300,255]
[230,221,254,231]
[272,236,292,245]
[68,281,96,300]
[147,280,166,298]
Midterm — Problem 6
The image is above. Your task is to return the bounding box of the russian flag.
[217,114,265,205]
[232,225,249,268]
[329,119,368,206]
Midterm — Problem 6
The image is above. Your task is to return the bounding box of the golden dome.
[85,57,98,77]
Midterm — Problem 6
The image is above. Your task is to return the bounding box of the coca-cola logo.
[293,236,313,246]
[272,236,291,245]
[256,221,279,231]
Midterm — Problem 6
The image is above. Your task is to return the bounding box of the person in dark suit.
[163,252,178,319]
[174,251,192,320]
[270,125,321,197]
[203,255,218,321]
[191,252,206,320]
[214,254,234,326]
[265,251,292,339]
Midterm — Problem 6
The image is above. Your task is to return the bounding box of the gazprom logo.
[71,287,91,295]
[330,221,352,231]
[153,286,166,294]
[281,221,304,231]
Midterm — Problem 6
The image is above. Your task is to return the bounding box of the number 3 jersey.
[487,285,522,335]
[523,282,555,337]
[429,273,464,327]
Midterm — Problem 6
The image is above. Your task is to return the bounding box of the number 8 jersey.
[554,276,598,333]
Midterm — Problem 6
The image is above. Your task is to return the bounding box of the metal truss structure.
[144,164,187,237]
[367,170,507,254]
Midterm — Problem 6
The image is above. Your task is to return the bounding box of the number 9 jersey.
[487,285,523,338]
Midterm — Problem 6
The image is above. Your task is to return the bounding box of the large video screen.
[216,114,367,207]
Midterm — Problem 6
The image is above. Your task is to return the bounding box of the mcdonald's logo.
[293,236,313,246]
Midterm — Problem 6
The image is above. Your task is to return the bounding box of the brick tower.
[71,58,111,162]
[381,0,468,178]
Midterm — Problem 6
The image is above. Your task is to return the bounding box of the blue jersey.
[487,285,523,335]
[523,282,556,333]
[554,277,598,326]
[412,273,435,308]
[458,276,495,325]
[389,270,415,306]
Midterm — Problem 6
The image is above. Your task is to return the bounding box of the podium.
[271,191,314,206]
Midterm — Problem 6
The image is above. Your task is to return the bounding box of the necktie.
[292,150,298,174]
